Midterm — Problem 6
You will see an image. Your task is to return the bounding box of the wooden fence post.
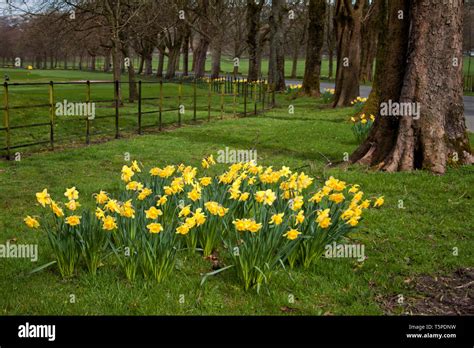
[49,81,55,149]
[3,82,10,159]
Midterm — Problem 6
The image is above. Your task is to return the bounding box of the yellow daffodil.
[120,200,135,218]
[176,224,190,235]
[329,193,345,204]
[199,177,212,186]
[36,188,51,207]
[66,200,80,211]
[65,215,81,226]
[147,222,163,234]
[145,206,163,219]
[295,210,305,225]
[239,192,250,201]
[270,213,284,225]
[95,190,109,204]
[51,201,64,217]
[64,187,79,201]
[102,216,117,230]
[193,208,207,226]
[149,167,161,176]
[24,215,40,229]
[131,160,141,173]
[255,189,276,206]
[138,188,153,200]
[374,196,384,208]
[157,195,168,206]
[188,188,201,201]
[95,207,105,220]
[283,229,301,240]
[121,165,134,182]
[247,221,262,233]
[105,199,121,213]
[179,205,192,217]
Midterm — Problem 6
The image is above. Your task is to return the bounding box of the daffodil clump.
[25,158,384,291]
[322,88,335,103]
[351,113,375,143]
[286,84,302,94]
[351,96,368,113]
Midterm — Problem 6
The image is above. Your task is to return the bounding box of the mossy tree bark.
[351,0,473,174]
[333,0,363,107]
[302,0,326,97]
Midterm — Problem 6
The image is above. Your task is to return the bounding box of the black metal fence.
[1,77,275,159]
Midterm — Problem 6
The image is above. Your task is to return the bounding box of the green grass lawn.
[0,70,473,315]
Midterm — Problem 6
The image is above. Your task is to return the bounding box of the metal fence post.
[49,81,54,149]
[178,80,182,126]
[138,80,142,134]
[220,82,224,120]
[243,82,247,117]
[193,78,197,122]
[159,79,163,131]
[233,81,237,117]
[86,80,91,144]
[114,80,119,138]
[253,82,257,115]
[207,81,211,122]
[3,82,10,159]
[272,83,276,108]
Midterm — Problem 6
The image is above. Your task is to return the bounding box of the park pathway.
[285,79,474,132]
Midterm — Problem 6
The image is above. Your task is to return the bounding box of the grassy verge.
[0,89,473,315]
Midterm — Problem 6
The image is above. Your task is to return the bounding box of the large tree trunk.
[326,2,336,80]
[359,0,380,83]
[268,0,286,91]
[138,54,145,75]
[302,0,326,96]
[290,44,299,79]
[166,47,181,79]
[156,48,165,78]
[357,0,386,118]
[351,0,473,174]
[182,31,190,76]
[193,36,209,78]
[246,0,264,81]
[104,51,111,72]
[333,0,363,107]
[211,38,222,79]
[90,55,96,71]
[120,44,137,103]
[144,53,153,75]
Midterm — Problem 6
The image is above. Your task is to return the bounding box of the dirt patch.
[380,268,474,315]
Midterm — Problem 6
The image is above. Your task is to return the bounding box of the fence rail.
[1,77,275,159]
[464,74,474,93]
